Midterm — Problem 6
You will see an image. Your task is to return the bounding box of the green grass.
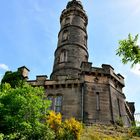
[80,124,140,140]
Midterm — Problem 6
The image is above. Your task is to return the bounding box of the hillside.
[81,124,140,140]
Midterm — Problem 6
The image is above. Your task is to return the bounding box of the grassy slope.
[80,124,140,140]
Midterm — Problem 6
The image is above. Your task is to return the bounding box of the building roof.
[66,0,83,9]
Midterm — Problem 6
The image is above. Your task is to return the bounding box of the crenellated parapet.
[81,62,125,87]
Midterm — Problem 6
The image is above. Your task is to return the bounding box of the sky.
[0,0,140,113]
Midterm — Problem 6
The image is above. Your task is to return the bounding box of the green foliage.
[81,124,140,140]
[62,118,83,140]
[0,83,54,140]
[1,70,24,88]
[116,34,140,67]
[115,117,124,127]
[0,133,4,140]
[130,126,140,137]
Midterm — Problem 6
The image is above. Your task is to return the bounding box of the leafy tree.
[1,70,24,88]
[116,34,140,67]
[0,83,54,140]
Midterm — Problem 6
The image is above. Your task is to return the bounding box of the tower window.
[60,50,68,63]
[84,35,87,46]
[65,17,70,25]
[85,55,88,61]
[47,95,63,113]
[96,92,100,111]
[62,30,68,41]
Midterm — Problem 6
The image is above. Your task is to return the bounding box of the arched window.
[65,17,70,25]
[84,35,87,46]
[60,50,68,63]
[62,30,68,41]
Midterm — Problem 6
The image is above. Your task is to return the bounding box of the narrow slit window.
[60,50,67,63]
[84,35,87,46]
[117,98,121,117]
[96,92,100,111]
[62,30,68,41]
[65,17,70,25]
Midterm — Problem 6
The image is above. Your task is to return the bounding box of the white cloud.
[131,64,140,75]
[0,64,9,71]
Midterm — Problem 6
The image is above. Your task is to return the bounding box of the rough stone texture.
[25,0,135,127]
[18,66,30,79]
[51,0,88,80]
[46,83,82,120]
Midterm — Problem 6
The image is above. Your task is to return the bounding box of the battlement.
[36,75,48,81]
[81,62,125,86]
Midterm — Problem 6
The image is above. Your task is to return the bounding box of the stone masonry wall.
[46,83,82,120]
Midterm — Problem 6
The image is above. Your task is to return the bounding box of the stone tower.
[51,0,88,80]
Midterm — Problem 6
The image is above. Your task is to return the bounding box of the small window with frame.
[84,35,87,46]
[59,50,68,63]
[47,95,63,113]
[62,30,69,41]
[65,17,70,25]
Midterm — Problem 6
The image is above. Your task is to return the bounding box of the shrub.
[47,111,83,140]
[63,118,83,140]
[0,83,55,140]
[115,117,123,127]
[47,111,62,133]
[130,126,140,137]
[0,133,4,140]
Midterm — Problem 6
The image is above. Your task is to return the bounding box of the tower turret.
[51,0,88,80]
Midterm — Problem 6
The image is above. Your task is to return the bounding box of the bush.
[47,111,62,132]
[63,118,83,140]
[0,83,55,140]
[130,126,140,137]
[47,111,83,140]
[0,133,4,140]
[115,117,123,127]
